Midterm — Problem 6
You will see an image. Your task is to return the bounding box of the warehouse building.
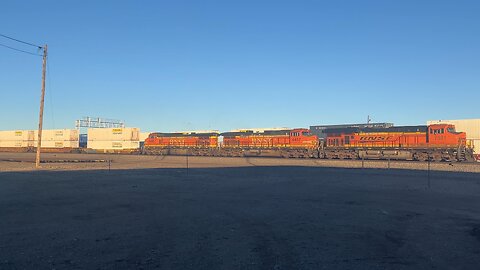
[427,119,480,161]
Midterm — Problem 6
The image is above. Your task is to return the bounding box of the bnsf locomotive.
[143,131,219,156]
[144,124,473,162]
[321,123,471,161]
[144,129,318,158]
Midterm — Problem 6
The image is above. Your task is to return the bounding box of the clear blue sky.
[1,0,479,132]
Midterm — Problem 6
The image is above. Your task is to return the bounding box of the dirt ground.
[1,153,480,269]
[0,152,479,173]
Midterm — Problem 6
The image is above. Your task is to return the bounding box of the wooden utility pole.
[35,44,47,168]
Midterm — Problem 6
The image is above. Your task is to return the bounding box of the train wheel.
[415,152,429,161]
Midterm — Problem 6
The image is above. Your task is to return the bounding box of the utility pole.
[35,44,47,168]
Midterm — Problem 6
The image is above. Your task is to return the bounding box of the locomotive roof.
[221,129,292,137]
[150,132,219,137]
[324,125,428,134]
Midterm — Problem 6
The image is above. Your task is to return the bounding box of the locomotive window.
[447,127,455,133]
[441,128,444,134]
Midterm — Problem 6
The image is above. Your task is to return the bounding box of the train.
[0,123,474,162]
[144,123,474,162]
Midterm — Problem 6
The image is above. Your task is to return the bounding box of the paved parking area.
[1,165,479,269]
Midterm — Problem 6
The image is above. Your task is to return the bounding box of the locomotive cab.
[427,124,466,147]
[289,129,318,147]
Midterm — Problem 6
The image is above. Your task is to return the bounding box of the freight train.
[144,124,474,162]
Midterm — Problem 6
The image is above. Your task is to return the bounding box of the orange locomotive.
[322,124,471,161]
[143,128,319,157]
[221,128,318,157]
[144,131,219,156]
[143,124,473,161]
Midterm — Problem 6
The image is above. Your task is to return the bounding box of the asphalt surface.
[1,166,480,269]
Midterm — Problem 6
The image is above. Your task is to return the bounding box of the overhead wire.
[0,33,51,131]
[0,33,44,56]
[1,33,52,128]
[0,33,42,48]
[0,42,43,56]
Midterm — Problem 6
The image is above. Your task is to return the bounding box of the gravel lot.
[1,153,479,269]
[0,152,479,173]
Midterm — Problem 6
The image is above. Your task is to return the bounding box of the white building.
[427,119,480,161]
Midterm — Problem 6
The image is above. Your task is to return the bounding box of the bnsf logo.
[359,136,393,141]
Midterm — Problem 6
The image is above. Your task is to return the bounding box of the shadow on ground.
[1,166,479,269]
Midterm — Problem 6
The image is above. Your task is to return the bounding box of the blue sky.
[1,0,479,132]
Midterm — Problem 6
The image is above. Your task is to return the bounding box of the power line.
[0,43,43,56]
[0,33,42,48]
